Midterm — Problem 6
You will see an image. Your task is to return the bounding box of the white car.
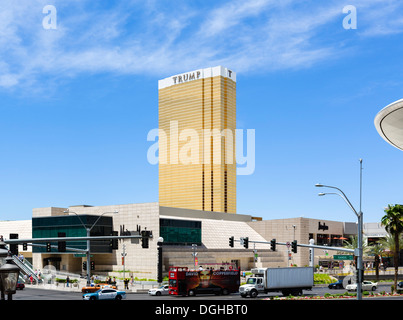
[148,285,169,296]
[346,281,377,292]
[83,288,126,300]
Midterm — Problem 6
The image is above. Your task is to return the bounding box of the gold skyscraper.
[158,66,236,213]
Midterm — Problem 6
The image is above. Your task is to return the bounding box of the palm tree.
[343,235,368,254]
[381,204,403,293]
[378,233,403,255]
[368,243,385,282]
[343,235,367,250]
[343,235,368,272]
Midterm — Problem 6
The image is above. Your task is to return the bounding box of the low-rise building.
[1,203,388,279]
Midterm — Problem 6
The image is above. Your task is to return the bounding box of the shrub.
[55,278,77,283]
[314,274,333,284]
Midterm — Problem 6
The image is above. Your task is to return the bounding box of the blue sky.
[1,0,403,224]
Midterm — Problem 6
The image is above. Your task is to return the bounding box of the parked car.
[346,281,377,292]
[16,281,25,290]
[148,285,169,296]
[83,288,126,300]
[398,281,403,288]
[328,280,343,289]
[82,283,117,293]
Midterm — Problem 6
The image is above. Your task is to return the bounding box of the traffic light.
[270,239,276,251]
[58,241,66,252]
[83,262,87,270]
[243,237,249,249]
[141,230,150,249]
[91,261,95,271]
[110,231,118,250]
[141,237,149,248]
[46,242,51,252]
[229,236,234,248]
[357,268,364,283]
[291,240,297,253]
[23,243,28,251]
[9,233,18,256]
[58,232,66,252]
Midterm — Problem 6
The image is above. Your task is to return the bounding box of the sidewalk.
[25,280,160,294]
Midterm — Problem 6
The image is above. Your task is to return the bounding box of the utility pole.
[122,244,127,280]
[315,159,364,300]
[192,244,197,269]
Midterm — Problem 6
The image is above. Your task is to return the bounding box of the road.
[12,283,401,300]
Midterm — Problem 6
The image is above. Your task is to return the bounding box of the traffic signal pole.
[86,227,91,285]
[242,238,355,254]
[4,233,153,285]
[231,237,355,268]
[4,234,147,244]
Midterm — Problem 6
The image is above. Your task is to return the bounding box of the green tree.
[381,204,403,293]
[368,243,385,282]
[343,235,368,254]
[343,235,368,275]
[378,233,403,255]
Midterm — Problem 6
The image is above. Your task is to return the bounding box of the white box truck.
[239,267,314,298]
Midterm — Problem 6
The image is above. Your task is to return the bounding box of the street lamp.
[0,254,20,300]
[0,241,10,300]
[64,209,118,285]
[157,237,164,284]
[315,173,364,300]
[0,241,8,267]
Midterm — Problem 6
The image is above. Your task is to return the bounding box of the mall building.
[0,203,388,279]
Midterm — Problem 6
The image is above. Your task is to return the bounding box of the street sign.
[333,254,353,260]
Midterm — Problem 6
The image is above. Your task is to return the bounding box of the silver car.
[148,285,169,296]
[346,281,377,292]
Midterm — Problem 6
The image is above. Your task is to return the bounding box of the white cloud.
[0,0,403,90]
[0,74,19,88]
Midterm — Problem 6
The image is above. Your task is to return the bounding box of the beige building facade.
[1,205,386,280]
[249,218,358,267]
[28,203,272,279]
[158,66,237,213]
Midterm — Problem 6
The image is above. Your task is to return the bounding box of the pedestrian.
[124,278,129,290]
[66,276,70,287]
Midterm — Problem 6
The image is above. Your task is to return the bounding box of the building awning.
[374,99,403,151]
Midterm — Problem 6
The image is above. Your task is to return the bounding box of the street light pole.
[316,159,364,300]
[122,244,127,280]
[192,244,197,269]
[64,210,118,285]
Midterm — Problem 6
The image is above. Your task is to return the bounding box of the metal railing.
[11,255,42,283]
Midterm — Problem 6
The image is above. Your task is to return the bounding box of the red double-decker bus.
[168,265,240,296]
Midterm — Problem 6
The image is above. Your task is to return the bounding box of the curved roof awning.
[374,99,403,151]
